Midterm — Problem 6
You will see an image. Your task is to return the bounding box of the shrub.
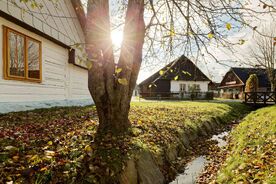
[245,74,258,92]
[205,92,214,100]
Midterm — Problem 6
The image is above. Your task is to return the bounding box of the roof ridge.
[138,55,211,86]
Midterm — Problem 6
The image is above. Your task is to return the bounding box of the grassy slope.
[216,105,276,184]
[129,102,249,151]
[0,101,249,183]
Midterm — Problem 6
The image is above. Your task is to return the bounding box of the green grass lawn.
[0,101,250,183]
[216,105,276,184]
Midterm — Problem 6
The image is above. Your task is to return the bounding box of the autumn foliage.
[245,74,259,92]
[216,106,276,183]
[0,102,249,183]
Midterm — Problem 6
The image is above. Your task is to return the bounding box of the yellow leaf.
[239,39,245,45]
[170,24,175,36]
[182,71,191,76]
[47,141,53,146]
[174,76,179,80]
[86,61,93,69]
[170,30,175,36]
[29,155,39,161]
[226,23,232,30]
[149,84,152,88]
[45,150,55,156]
[84,145,92,152]
[188,31,193,36]
[40,167,48,171]
[12,155,19,161]
[118,78,128,86]
[208,33,214,39]
[31,2,38,9]
[115,68,122,74]
[159,70,164,76]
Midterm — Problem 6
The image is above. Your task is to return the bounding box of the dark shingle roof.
[231,67,275,88]
[139,55,211,86]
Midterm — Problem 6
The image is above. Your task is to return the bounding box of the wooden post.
[264,92,267,105]
[253,92,256,105]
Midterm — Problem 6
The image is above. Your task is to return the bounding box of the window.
[3,26,42,82]
[195,84,201,91]
[179,84,186,92]
[188,84,201,92]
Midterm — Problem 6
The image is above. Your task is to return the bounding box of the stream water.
[170,131,229,184]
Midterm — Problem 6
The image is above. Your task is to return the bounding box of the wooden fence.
[139,92,214,100]
[244,92,276,104]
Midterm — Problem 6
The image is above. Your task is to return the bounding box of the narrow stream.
[170,131,229,184]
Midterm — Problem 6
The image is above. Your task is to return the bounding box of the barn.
[0,0,92,113]
[138,55,212,99]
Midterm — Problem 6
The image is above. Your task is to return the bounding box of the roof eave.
[218,84,244,89]
[138,55,211,86]
[219,68,244,88]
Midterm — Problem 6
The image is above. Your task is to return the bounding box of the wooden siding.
[139,79,171,97]
[0,0,85,46]
[155,80,171,93]
[0,0,86,68]
[0,17,91,102]
[219,70,243,88]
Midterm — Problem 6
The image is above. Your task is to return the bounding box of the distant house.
[138,55,212,99]
[0,0,92,113]
[219,67,275,99]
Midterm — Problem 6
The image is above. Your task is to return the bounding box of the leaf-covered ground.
[212,105,276,184]
[0,101,249,183]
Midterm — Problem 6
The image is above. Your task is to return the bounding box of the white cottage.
[138,55,212,99]
[0,0,92,113]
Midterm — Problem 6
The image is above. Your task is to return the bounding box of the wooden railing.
[244,92,276,104]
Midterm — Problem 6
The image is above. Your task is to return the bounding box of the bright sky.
[81,0,276,84]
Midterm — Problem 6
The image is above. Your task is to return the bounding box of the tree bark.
[86,0,145,134]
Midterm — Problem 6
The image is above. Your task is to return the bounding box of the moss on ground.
[0,101,250,183]
[216,105,276,184]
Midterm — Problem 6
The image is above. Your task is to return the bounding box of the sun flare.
[111,30,123,47]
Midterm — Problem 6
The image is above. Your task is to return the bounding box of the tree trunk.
[86,0,145,134]
[88,70,132,133]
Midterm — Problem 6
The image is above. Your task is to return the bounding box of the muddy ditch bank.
[196,131,233,184]
[171,128,232,184]
[120,118,241,184]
